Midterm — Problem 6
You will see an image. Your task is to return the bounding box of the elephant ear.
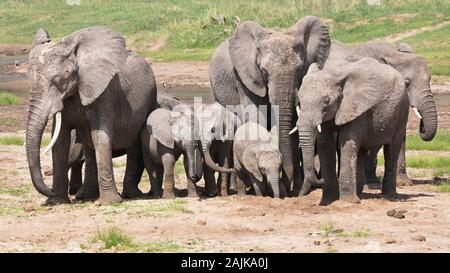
[335,58,391,125]
[32,28,51,47]
[242,148,264,182]
[148,108,175,149]
[288,16,331,69]
[397,42,415,53]
[57,27,128,106]
[229,21,268,97]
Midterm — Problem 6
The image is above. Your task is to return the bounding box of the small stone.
[387,209,397,217]
[23,205,35,212]
[412,235,426,242]
[44,169,53,176]
[196,220,207,226]
[397,209,407,214]
[313,240,321,246]
[385,239,397,244]
[393,212,406,219]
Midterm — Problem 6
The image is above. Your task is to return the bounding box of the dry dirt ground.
[0,143,449,253]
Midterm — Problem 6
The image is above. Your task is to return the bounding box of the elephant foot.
[339,193,361,204]
[121,188,143,200]
[366,176,381,184]
[162,189,176,199]
[220,188,229,197]
[149,189,163,199]
[320,189,339,206]
[69,183,82,195]
[187,191,199,198]
[75,187,99,201]
[298,181,312,196]
[382,190,398,201]
[96,191,123,205]
[45,195,71,206]
[396,173,412,186]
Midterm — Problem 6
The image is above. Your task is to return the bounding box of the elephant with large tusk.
[26,27,157,205]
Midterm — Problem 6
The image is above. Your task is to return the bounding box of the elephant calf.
[141,105,203,198]
[233,122,282,198]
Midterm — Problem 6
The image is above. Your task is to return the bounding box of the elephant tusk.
[289,127,298,135]
[317,124,322,133]
[43,112,61,155]
[296,105,301,116]
[412,107,422,119]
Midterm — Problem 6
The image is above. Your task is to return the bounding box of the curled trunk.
[26,102,55,197]
[417,90,437,141]
[201,141,234,173]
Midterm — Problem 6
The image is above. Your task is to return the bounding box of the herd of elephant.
[25,16,437,206]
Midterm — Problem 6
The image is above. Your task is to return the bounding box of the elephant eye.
[322,97,330,105]
[211,127,215,133]
[405,78,411,87]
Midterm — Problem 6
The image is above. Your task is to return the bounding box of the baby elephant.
[141,104,203,198]
[233,122,282,198]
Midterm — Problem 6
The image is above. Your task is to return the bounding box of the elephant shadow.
[360,191,435,202]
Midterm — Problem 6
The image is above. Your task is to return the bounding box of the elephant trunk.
[185,141,201,182]
[417,90,437,141]
[25,100,55,197]
[267,176,280,198]
[201,141,234,173]
[298,124,317,187]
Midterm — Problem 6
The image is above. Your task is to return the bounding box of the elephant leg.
[75,148,99,201]
[161,153,176,199]
[219,147,231,197]
[396,139,411,186]
[382,142,402,199]
[122,140,145,199]
[250,176,264,196]
[47,121,71,205]
[146,162,163,199]
[356,149,367,197]
[92,129,122,204]
[235,171,247,196]
[338,133,361,203]
[68,160,83,195]
[317,127,339,205]
[184,156,199,198]
[203,164,218,197]
[364,148,380,184]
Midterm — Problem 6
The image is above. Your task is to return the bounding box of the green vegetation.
[401,24,450,76]
[90,227,183,252]
[0,136,24,145]
[0,184,29,196]
[406,130,450,151]
[317,221,372,239]
[0,93,21,106]
[378,155,450,177]
[0,135,51,146]
[101,199,192,216]
[0,0,448,70]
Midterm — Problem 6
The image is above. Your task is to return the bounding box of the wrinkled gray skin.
[210,16,331,195]
[141,105,203,199]
[26,27,157,204]
[328,41,438,185]
[233,122,282,198]
[65,92,180,198]
[297,58,408,204]
[199,102,241,196]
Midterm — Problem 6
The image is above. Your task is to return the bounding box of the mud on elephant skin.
[26,27,157,205]
[141,104,203,199]
[233,122,283,198]
[210,16,331,196]
[296,58,409,205]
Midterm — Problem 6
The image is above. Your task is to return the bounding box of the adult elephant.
[26,27,157,204]
[209,16,331,195]
[328,41,438,184]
